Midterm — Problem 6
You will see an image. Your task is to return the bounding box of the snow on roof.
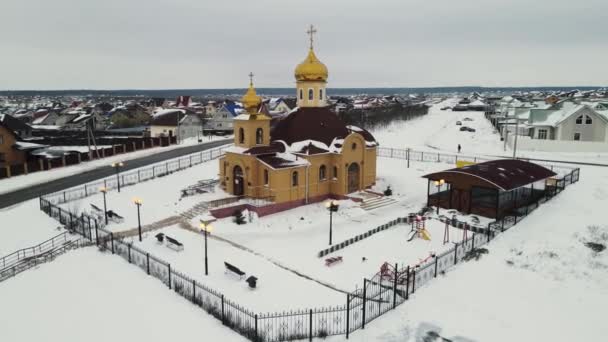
[528,105,599,127]
[469,100,486,106]
[32,113,49,124]
[289,139,330,153]
[30,124,60,130]
[153,108,185,118]
[13,141,49,150]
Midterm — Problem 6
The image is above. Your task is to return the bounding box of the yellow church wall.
[233,117,271,148]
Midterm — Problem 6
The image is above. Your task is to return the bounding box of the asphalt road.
[0,139,231,209]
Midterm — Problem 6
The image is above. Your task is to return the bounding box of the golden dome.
[294,48,328,82]
[241,76,261,114]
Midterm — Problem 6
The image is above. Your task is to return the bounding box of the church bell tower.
[294,25,328,108]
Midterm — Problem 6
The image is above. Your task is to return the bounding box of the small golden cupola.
[241,72,262,114]
[295,25,328,108]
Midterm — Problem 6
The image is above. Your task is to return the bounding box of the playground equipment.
[407,215,431,242]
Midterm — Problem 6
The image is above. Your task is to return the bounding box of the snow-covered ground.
[371,98,608,164]
[58,159,226,233]
[0,135,230,196]
[0,199,65,255]
[0,248,247,342]
[2,100,606,342]
[338,164,608,342]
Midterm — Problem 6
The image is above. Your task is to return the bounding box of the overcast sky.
[1,0,607,90]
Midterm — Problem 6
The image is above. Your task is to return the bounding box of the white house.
[150,109,202,141]
[526,104,608,142]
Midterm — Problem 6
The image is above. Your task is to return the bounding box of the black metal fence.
[42,145,228,205]
[35,148,581,342]
[377,147,577,176]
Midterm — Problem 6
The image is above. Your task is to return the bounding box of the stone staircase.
[359,195,398,211]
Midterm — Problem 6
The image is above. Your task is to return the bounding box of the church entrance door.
[233,165,244,196]
[347,163,360,193]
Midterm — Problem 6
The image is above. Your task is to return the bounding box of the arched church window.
[299,89,303,100]
[333,166,338,179]
[308,89,314,101]
[292,171,299,186]
[256,128,263,144]
[319,165,326,181]
[319,89,323,101]
[238,128,245,143]
[264,169,269,185]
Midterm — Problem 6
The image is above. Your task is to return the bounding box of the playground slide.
[420,229,431,241]
[407,230,416,242]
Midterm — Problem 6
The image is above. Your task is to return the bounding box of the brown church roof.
[270,107,350,147]
[244,141,286,155]
[423,159,557,191]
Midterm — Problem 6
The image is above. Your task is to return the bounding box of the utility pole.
[512,117,519,159]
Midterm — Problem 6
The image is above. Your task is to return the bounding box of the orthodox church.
[219,26,378,206]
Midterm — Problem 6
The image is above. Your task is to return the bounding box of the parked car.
[441,106,451,111]
[456,121,462,125]
[459,126,476,132]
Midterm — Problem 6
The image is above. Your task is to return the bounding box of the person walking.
[458,144,462,153]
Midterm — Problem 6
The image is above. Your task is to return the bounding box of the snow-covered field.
[0,248,247,342]
[339,165,608,342]
[0,135,230,195]
[1,100,606,341]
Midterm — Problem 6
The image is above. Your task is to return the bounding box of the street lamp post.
[200,222,214,276]
[325,200,340,245]
[100,187,108,225]
[111,162,124,192]
[133,197,143,241]
[434,179,445,214]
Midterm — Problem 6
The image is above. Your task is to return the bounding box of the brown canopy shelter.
[423,159,557,219]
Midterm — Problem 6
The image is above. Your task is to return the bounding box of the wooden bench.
[224,262,245,279]
[164,235,184,252]
[325,256,343,267]
[106,210,124,224]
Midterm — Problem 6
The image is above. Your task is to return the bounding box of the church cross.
[248,72,254,86]
[306,24,317,49]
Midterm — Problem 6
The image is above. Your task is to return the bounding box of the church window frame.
[292,171,299,187]
[256,128,264,145]
[238,127,245,144]
[263,169,269,186]
[333,166,338,179]
[308,88,314,101]
[299,89,303,100]
[319,165,327,181]
[319,88,324,101]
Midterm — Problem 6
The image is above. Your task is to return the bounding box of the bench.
[224,262,245,279]
[164,235,184,252]
[325,256,343,267]
[106,210,124,224]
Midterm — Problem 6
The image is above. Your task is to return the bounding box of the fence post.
[346,294,350,339]
[84,184,88,197]
[39,196,42,210]
[434,255,438,277]
[406,149,410,168]
[487,225,491,243]
[255,314,258,340]
[146,253,150,275]
[193,280,196,303]
[411,268,416,294]
[221,295,226,325]
[63,191,66,203]
[362,279,367,329]
[152,166,155,178]
[392,263,398,308]
[110,233,115,254]
[405,266,410,300]
[138,170,141,182]
[309,309,313,341]
[437,153,440,162]
[128,244,132,263]
[94,219,99,246]
[390,148,394,158]
[454,243,458,264]
[471,232,475,250]
[168,264,172,289]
